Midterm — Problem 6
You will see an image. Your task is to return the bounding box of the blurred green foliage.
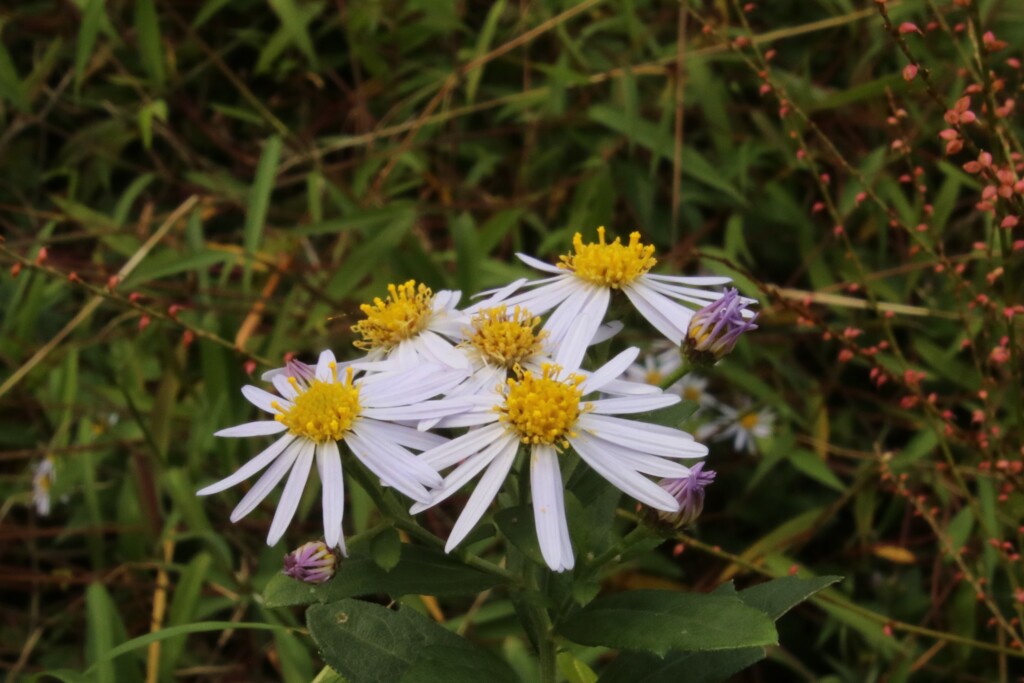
[2,0,1024,681]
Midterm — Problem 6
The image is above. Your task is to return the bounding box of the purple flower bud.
[658,462,716,527]
[283,541,337,584]
[684,289,758,365]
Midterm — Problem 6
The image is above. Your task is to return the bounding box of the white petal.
[580,436,692,477]
[644,274,733,285]
[543,282,599,344]
[578,414,707,458]
[444,437,519,551]
[315,350,338,382]
[497,277,577,316]
[571,433,679,512]
[230,439,303,521]
[359,364,464,407]
[589,320,623,346]
[589,393,681,415]
[419,423,508,469]
[467,277,531,310]
[553,288,610,372]
[346,430,436,502]
[214,420,288,438]
[242,385,291,414]
[272,374,299,400]
[317,441,345,548]
[361,398,474,422]
[197,434,295,495]
[266,440,315,545]
[427,411,501,429]
[599,378,662,396]
[354,425,443,487]
[623,283,690,345]
[415,330,469,369]
[355,419,448,452]
[517,252,565,274]
[579,347,640,395]
[531,445,573,571]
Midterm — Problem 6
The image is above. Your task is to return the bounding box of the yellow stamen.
[352,280,434,351]
[644,370,663,385]
[498,364,590,449]
[683,386,703,403]
[467,305,546,368]
[275,368,361,443]
[739,413,759,430]
[558,226,657,288]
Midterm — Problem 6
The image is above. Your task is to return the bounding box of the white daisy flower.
[412,347,708,572]
[700,403,775,454]
[32,457,56,516]
[481,227,744,369]
[351,280,469,370]
[198,350,467,552]
[451,305,652,402]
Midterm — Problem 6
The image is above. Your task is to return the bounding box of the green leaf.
[737,575,842,620]
[493,504,545,566]
[307,599,518,683]
[0,35,29,111]
[85,622,285,673]
[243,135,283,289]
[263,545,505,607]
[464,0,505,104]
[137,99,167,150]
[267,0,320,67]
[558,590,777,656]
[599,648,765,683]
[558,652,598,683]
[370,527,402,572]
[159,553,213,679]
[134,0,165,88]
[787,449,844,492]
[85,584,118,683]
[587,105,747,205]
[75,0,106,92]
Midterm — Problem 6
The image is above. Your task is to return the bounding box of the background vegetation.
[1,0,1023,680]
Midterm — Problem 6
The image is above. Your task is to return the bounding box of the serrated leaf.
[263,545,504,607]
[558,590,777,656]
[307,599,517,683]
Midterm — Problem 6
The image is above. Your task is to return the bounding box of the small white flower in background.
[351,280,469,370]
[412,347,708,572]
[625,349,714,409]
[199,350,467,552]
[624,347,682,387]
[658,461,716,527]
[32,456,56,516]
[283,541,337,584]
[480,227,744,370]
[700,403,775,454]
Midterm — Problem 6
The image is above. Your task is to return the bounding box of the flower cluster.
[199,228,758,571]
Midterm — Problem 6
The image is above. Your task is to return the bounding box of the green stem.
[658,356,692,390]
[347,461,519,585]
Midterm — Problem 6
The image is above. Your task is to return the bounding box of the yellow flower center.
[352,280,434,351]
[558,226,657,288]
[274,366,361,443]
[468,305,546,368]
[739,413,760,431]
[683,386,703,403]
[499,364,589,449]
[645,370,663,385]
